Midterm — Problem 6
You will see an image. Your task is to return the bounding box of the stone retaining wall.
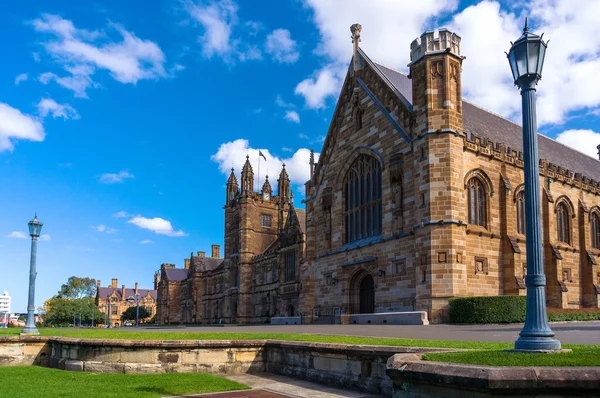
[0,336,453,396]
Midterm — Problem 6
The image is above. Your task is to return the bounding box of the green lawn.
[0,327,512,350]
[0,366,249,398]
[422,345,600,366]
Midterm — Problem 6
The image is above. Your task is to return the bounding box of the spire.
[309,149,315,178]
[226,167,239,204]
[241,155,254,194]
[262,174,272,194]
[278,163,290,204]
[227,168,238,185]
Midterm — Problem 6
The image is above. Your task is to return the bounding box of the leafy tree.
[57,276,98,299]
[120,306,151,322]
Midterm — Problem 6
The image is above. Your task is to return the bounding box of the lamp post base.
[514,336,562,352]
[21,326,39,335]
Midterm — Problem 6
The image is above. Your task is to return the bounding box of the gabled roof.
[369,60,600,181]
[190,256,223,273]
[164,268,188,282]
[97,287,157,300]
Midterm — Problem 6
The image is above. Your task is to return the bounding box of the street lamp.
[507,19,561,352]
[22,214,43,335]
[127,293,141,327]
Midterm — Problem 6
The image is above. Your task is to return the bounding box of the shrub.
[547,307,600,322]
[449,296,526,324]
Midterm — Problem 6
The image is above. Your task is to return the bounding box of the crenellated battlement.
[464,133,600,194]
[410,28,461,64]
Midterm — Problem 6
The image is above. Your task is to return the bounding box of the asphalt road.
[124,322,600,345]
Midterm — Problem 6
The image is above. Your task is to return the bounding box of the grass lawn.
[0,327,512,350]
[0,366,249,398]
[422,345,600,366]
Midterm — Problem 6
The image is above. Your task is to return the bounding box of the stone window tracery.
[344,154,382,243]
[516,190,526,235]
[557,202,571,244]
[591,212,600,250]
[467,177,487,227]
[284,252,296,282]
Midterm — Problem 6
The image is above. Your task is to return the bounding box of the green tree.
[42,297,101,327]
[57,276,97,299]
[120,306,151,323]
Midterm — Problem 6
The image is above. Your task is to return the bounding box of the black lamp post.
[507,18,561,352]
[127,293,141,327]
[22,215,43,335]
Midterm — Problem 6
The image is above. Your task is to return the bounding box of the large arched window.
[467,177,486,227]
[591,212,600,250]
[557,203,571,244]
[344,154,382,243]
[516,190,526,235]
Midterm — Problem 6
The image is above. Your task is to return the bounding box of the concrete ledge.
[350,311,429,325]
[270,317,301,325]
[386,353,600,397]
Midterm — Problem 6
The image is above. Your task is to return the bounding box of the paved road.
[125,322,600,345]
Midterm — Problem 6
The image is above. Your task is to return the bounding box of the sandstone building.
[156,25,600,324]
[96,279,157,327]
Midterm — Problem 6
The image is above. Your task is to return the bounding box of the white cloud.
[275,94,294,109]
[37,98,79,120]
[295,64,345,109]
[128,216,187,237]
[7,231,27,239]
[211,138,320,186]
[555,129,600,159]
[285,110,300,123]
[91,225,118,234]
[296,0,457,108]
[99,170,134,184]
[39,234,51,241]
[32,14,166,97]
[265,29,299,63]
[140,239,154,244]
[113,211,129,218]
[15,73,28,85]
[282,147,293,152]
[0,103,45,152]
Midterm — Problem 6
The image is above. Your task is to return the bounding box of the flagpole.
[257,152,260,193]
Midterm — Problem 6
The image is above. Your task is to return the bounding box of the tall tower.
[409,29,467,322]
[226,168,238,205]
[241,155,254,195]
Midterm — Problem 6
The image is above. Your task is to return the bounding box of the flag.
[259,150,267,161]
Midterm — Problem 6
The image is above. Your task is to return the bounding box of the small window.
[467,178,486,227]
[394,260,407,276]
[261,214,272,228]
[591,212,600,250]
[284,252,296,282]
[557,203,570,244]
[516,190,526,235]
[273,267,279,283]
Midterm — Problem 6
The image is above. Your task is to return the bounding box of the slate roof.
[190,255,223,272]
[295,208,306,234]
[164,268,189,282]
[97,287,157,300]
[371,61,600,181]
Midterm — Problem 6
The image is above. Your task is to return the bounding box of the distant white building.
[0,291,11,314]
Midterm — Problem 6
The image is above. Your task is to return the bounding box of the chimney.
[212,245,221,258]
[135,282,139,295]
[111,278,118,289]
[121,284,126,300]
[97,280,101,289]
[184,259,190,269]
[197,251,205,258]
[597,144,600,160]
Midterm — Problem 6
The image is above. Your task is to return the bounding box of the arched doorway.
[359,274,375,314]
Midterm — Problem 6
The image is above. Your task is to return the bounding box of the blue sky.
[2,0,599,312]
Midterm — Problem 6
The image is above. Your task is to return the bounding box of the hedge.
[449,296,527,324]
[449,296,600,324]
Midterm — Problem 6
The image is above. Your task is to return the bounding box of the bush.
[547,307,600,322]
[449,296,527,324]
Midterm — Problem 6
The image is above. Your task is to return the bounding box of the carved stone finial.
[597,144,600,160]
[351,23,362,72]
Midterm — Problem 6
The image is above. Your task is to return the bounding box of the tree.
[120,306,151,323]
[42,296,101,327]
[57,276,98,299]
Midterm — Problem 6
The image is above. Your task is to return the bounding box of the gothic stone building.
[157,26,600,324]
[155,161,306,324]
[96,279,157,327]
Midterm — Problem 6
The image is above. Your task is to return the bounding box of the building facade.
[0,291,11,314]
[96,279,157,327]
[156,25,600,324]
[155,160,306,324]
